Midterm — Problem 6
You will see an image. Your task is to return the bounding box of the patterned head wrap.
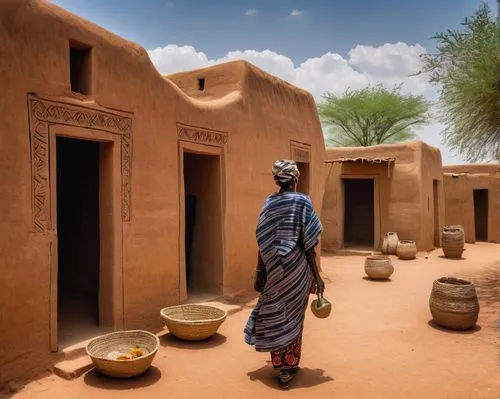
[272,160,300,185]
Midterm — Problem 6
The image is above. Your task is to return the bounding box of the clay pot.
[310,293,332,319]
[396,240,417,260]
[381,232,399,254]
[442,225,465,259]
[429,277,479,330]
[364,256,394,280]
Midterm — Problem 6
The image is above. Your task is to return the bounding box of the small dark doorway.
[296,162,310,194]
[57,137,100,347]
[433,180,440,247]
[183,152,223,297]
[343,178,375,247]
[473,189,488,241]
[69,42,92,95]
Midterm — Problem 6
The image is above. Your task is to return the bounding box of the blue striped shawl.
[244,192,323,352]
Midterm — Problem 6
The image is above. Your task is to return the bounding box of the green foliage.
[419,2,500,162]
[318,85,430,147]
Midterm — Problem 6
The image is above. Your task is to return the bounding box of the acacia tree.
[419,3,500,162]
[318,85,430,147]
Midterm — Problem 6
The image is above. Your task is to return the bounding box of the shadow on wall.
[247,361,334,390]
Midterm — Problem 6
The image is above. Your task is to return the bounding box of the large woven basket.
[442,225,465,258]
[86,330,160,378]
[364,255,394,280]
[396,240,417,260]
[160,304,227,341]
[429,277,479,330]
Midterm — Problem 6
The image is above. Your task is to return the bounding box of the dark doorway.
[296,162,310,195]
[185,195,197,290]
[183,152,223,297]
[473,189,488,241]
[57,137,100,347]
[433,180,440,247]
[343,179,375,247]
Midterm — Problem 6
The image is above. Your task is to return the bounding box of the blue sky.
[52,0,494,62]
[51,0,498,164]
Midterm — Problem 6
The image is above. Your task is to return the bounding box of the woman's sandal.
[278,370,294,390]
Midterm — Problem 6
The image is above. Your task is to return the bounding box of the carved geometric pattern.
[31,99,132,135]
[121,134,132,222]
[177,123,228,146]
[31,121,51,232]
[28,95,133,231]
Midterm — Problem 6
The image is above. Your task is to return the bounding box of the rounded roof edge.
[18,0,242,111]
[164,59,314,103]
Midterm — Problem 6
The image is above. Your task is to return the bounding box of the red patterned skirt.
[269,282,317,370]
[270,329,303,370]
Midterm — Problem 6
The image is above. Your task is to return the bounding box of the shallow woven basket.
[396,240,417,260]
[429,277,479,331]
[160,304,227,341]
[86,330,160,378]
[364,255,394,280]
[442,225,465,258]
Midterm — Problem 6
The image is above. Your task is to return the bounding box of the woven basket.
[364,255,394,280]
[381,232,399,255]
[429,277,479,330]
[442,225,465,258]
[396,240,417,260]
[86,330,160,378]
[160,304,227,341]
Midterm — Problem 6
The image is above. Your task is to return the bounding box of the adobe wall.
[170,61,325,291]
[0,0,324,385]
[322,141,444,252]
[443,165,500,243]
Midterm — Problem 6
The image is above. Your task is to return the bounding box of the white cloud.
[290,9,303,17]
[148,45,213,74]
[245,9,257,16]
[147,42,466,164]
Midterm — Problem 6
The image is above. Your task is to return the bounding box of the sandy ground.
[5,243,500,399]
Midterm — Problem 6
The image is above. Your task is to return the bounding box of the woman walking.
[244,160,324,389]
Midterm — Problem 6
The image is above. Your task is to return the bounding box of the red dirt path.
[7,243,500,399]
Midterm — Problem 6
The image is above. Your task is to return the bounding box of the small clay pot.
[381,232,399,255]
[310,293,332,319]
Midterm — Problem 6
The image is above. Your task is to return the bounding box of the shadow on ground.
[0,370,53,399]
[362,276,393,283]
[160,332,227,349]
[438,256,467,261]
[84,366,161,390]
[247,363,333,390]
[427,320,481,334]
[468,265,499,307]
